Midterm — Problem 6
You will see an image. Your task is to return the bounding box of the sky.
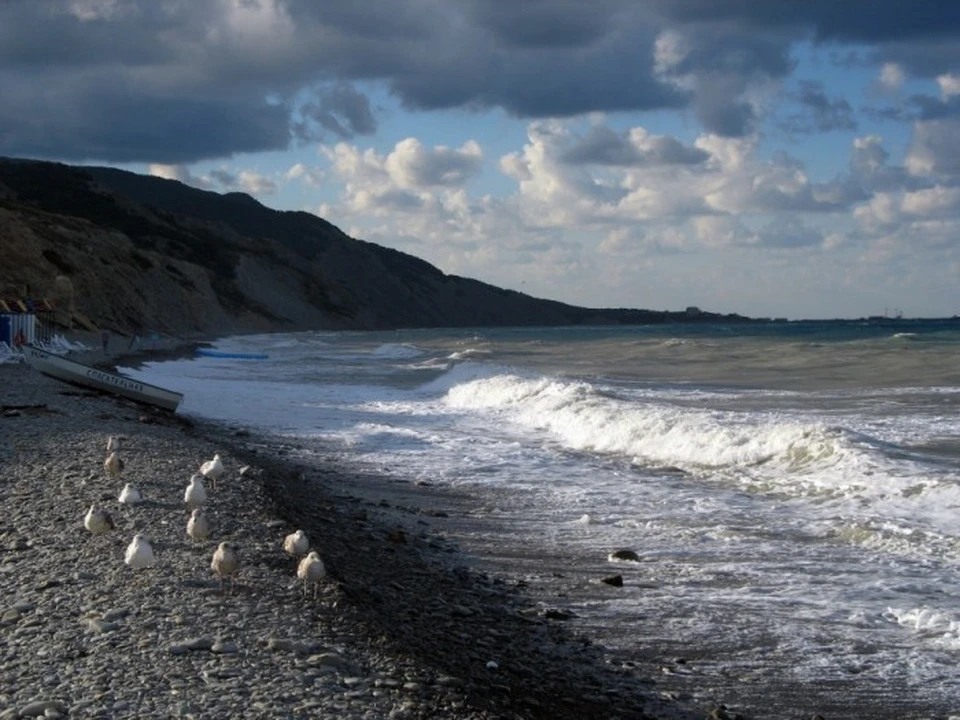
[2,1,960,319]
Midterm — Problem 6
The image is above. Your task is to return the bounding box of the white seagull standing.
[297,551,327,599]
[104,451,124,478]
[211,542,240,593]
[186,508,211,543]
[200,453,225,490]
[118,483,142,505]
[283,529,309,560]
[124,533,156,569]
[184,474,207,509]
[106,435,122,453]
[84,504,115,535]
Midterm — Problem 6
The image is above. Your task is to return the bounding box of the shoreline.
[1,347,698,719]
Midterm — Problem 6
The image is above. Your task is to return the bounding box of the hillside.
[0,157,745,337]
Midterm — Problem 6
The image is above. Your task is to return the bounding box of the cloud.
[310,116,959,316]
[560,126,709,167]
[236,170,277,196]
[938,73,960,98]
[781,80,857,134]
[285,162,324,186]
[385,138,483,188]
[12,0,929,163]
[905,118,960,178]
[148,163,277,197]
[879,62,907,90]
[5,0,960,163]
[292,82,377,141]
[147,164,211,189]
[653,27,793,137]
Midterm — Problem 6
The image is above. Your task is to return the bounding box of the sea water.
[123,320,960,712]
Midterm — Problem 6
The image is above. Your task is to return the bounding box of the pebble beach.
[0,343,701,720]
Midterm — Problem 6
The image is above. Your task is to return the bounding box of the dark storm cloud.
[654,0,960,78]
[653,0,960,44]
[0,74,290,163]
[463,0,627,48]
[3,0,960,163]
[292,83,377,141]
[560,126,708,167]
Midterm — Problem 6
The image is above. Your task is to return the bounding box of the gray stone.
[307,652,352,670]
[101,608,131,622]
[211,640,239,654]
[182,636,214,651]
[85,619,119,634]
[17,700,66,717]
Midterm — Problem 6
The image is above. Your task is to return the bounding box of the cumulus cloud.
[286,162,324,185]
[385,138,483,188]
[147,164,210,188]
[560,126,708,167]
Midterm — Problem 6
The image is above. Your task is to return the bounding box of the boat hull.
[23,345,183,411]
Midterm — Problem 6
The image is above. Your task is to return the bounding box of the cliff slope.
[0,157,742,336]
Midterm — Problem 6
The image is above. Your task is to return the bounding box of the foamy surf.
[121,321,960,714]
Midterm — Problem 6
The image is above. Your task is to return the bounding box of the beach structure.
[0,297,56,350]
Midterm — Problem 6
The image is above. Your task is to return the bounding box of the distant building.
[685,306,702,317]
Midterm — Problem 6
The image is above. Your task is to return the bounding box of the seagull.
[84,504,115,535]
[118,483,142,505]
[124,533,156,569]
[211,542,240,593]
[200,453,225,490]
[106,436,122,453]
[282,529,309,560]
[186,507,211,543]
[104,451,124,478]
[297,551,326,599]
[184,474,207,509]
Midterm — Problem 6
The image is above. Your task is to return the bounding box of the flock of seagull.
[84,436,327,598]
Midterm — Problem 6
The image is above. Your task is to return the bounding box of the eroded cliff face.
[0,157,743,337]
[0,158,596,337]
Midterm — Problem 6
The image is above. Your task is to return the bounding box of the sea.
[123,319,960,715]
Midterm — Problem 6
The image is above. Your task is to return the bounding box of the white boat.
[23,344,183,412]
